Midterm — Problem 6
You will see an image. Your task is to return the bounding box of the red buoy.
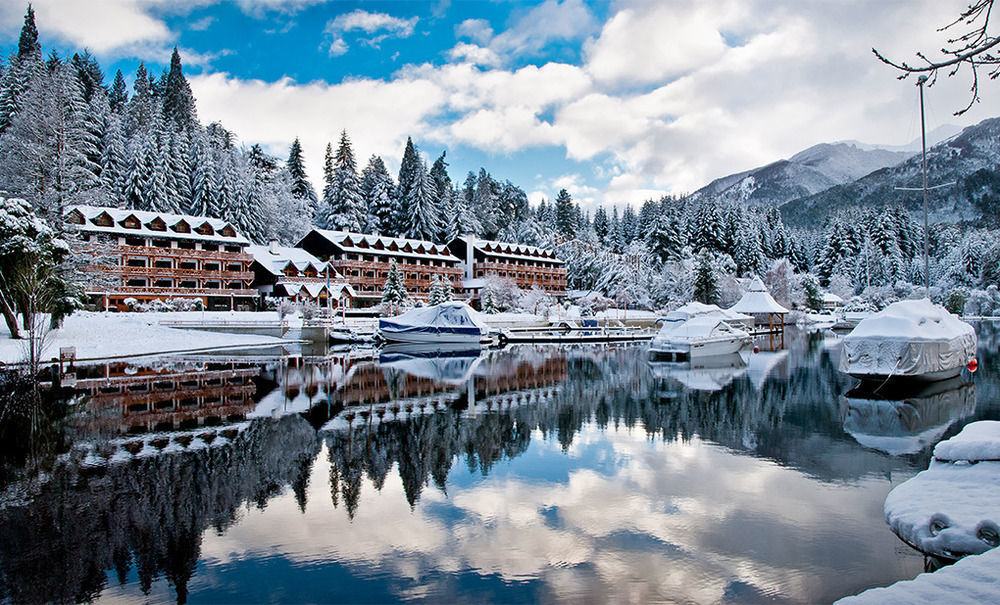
[752,346,760,354]
[968,359,979,373]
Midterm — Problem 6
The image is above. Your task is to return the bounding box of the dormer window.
[146,217,167,231]
[66,209,84,224]
[119,215,141,229]
[195,222,214,236]
[219,225,236,238]
[92,212,114,226]
[171,220,191,233]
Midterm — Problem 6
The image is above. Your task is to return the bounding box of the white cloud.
[447,43,501,67]
[455,18,493,46]
[324,9,418,55]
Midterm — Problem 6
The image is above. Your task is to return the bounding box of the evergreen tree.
[647,213,684,263]
[693,249,719,305]
[163,47,196,130]
[395,136,421,233]
[428,274,453,305]
[361,154,395,233]
[473,168,497,238]
[593,206,609,243]
[109,69,128,113]
[17,5,41,61]
[554,188,576,239]
[481,287,499,313]
[402,159,440,240]
[381,261,409,313]
[286,137,317,217]
[321,130,365,231]
[733,215,766,277]
[800,274,823,311]
[70,51,104,103]
[691,200,726,253]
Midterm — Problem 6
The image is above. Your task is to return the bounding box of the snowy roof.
[469,238,564,265]
[666,302,752,322]
[822,292,845,303]
[730,276,790,315]
[246,244,342,279]
[307,229,460,263]
[653,316,749,342]
[65,205,250,245]
[278,282,356,299]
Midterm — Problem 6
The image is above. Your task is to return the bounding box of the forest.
[1,6,998,316]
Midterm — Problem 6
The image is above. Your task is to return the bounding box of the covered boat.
[378,301,490,345]
[379,344,483,385]
[839,299,977,382]
[648,353,747,392]
[649,316,751,359]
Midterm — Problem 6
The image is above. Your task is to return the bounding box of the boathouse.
[730,276,789,329]
[296,229,464,306]
[64,205,256,311]
[247,241,356,308]
[447,234,568,300]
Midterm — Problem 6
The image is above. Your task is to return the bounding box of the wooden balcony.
[478,261,568,279]
[93,285,256,297]
[108,245,253,263]
[99,265,254,281]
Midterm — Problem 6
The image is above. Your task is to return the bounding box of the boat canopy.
[840,299,977,379]
[658,317,743,340]
[379,301,490,338]
[664,301,752,323]
[379,345,483,385]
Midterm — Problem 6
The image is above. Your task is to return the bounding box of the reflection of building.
[248,241,356,307]
[448,235,568,299]
[65,205,256,311]
[68,361,260,435]
[297,229,464,305]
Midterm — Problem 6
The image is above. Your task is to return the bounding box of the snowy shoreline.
[0,311,295,365]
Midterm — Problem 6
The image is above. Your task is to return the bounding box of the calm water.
[3,325,1000,604]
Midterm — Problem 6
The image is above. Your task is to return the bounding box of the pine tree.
[286,137,317,217]
[593,206,609,243]
[481,287,499,314]
[163,47,196,130]
[321,130,365,231]
[800,274,823,311]
[692,201,725,253]
[473,168,497,238]
[693,249,719,305]
[361,154,395,233]
[647,213,684,263]
[402,159,439,240]
[17,5,41,61]
[109,69,128,113]
[428,274,453,305]
[554,188,575,239]
[395,136,421,233]
[381,261,409,314]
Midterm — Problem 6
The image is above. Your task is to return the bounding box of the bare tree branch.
[873,0,999,115]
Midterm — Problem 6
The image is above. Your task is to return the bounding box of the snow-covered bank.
[0,312,292,364]
[835,546,1000,604]
[884,421,1000,560]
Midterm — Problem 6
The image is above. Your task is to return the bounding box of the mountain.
[691,143,913,207]
[780,117,1000,227]
[839,123,963,153]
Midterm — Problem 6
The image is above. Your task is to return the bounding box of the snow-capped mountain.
[691,143,913,207]
[780,117,1000,227]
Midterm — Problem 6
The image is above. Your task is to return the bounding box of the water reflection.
[0,330,996,603]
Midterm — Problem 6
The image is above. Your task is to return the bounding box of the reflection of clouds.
[189,422,919,603]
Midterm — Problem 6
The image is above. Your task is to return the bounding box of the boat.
[379,344,483,385]
[657,301,754,330]
[839,299,977,382]
[649,316,752,360]
[378,301,491,345]
[648,353,747,392]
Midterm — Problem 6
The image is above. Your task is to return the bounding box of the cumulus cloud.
[324,9,418,56]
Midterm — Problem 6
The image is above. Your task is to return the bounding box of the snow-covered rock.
[933,421,1000,462]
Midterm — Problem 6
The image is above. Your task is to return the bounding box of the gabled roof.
[464,237,564,265]
[246,243,344,279]
[65,205,250,245]
[730,276,790,315]
[307,229,461,263]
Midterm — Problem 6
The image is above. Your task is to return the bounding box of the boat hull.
[380,330,484,345]
[649,336,749,358]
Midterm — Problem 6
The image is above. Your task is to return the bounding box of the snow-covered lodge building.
[65,205,257,311]
[247,241,356,307]
[296,229,464,306]
[447,235,568,298]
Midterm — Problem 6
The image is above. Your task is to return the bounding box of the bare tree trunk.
[0,290,22,339]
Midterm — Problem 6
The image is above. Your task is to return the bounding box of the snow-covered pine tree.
[361,154,395,233]
[402,159,440,241]
[691,200,726,254]
[621,205,638,244]
[109,69,128,114]
[554,188,575,240]
[593,206,609,244]
[800,273,823,311]
[394,137,421,235]
[322,130,365,231]
[647,213,684,263]
[693,249,719,305]
[381,261,409,314]
[473,168,498,238]
[428,274,453,305]
[481,286,499,314]
[162,47,196,131]
[287,137,317,217]
[733,214,766,277]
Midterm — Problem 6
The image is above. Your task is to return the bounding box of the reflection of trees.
[0,415,319,604]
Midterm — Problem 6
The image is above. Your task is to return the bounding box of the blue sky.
[0,1,993,211]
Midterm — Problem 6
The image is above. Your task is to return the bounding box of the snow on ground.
[883,421,1000,560]
[835,545,1000,604]
[0,311,292,364]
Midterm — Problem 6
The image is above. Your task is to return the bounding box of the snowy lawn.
[0,311,292,364]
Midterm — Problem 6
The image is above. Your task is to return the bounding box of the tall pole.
[918,75,929,297]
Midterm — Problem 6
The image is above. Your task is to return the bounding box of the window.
[177,240,195,250]
[152,239,171,248]
[126,278,146,287]
[224,245,241,253]
[154,279,173,288]
[179,261,197,270]
[202,243,219,252]
[153,260,172,269]
[204,281,221,289]
[226,263,243,272]
[126,258,147,268]
[227,281,243,290]
[180,280,197,288]
[125,236,146,247]
[204,262,220,271]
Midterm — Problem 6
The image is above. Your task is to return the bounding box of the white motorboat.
[839,299,977,382]
[648,353,747,392]
[378,301,490,345]
[649,317,752,360]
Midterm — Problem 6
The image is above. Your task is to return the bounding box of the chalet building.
[65,205,257,311]
[447,234,568,298]
[297,229,463,306]
[247,241,356,308]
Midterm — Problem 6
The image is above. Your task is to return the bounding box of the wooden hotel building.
[447,235,568,299]
[65,205,257,311]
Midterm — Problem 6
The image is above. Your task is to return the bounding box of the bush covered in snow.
[129,298,204,312]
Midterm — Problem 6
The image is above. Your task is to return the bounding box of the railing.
[93,286,257,297]
[331,259,463,275]
[97,265,254,281]
[107,245,253,263]
[477,261,568,279]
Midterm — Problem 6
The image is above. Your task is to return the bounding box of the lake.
[2,324,998,604]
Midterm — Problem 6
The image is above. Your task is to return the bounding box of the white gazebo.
[729,276,789,331]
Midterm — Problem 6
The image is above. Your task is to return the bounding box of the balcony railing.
[106,245,253,263]
[91,286,257,297]
[96,265,254,281]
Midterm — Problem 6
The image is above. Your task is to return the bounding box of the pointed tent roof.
[730,276,789,315]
